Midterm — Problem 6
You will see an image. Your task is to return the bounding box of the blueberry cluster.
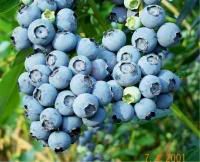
[13,0,181,153]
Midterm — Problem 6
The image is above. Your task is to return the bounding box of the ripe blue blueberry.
[18,72,34,95]
[112,61,141,87]
[140,5,165,29]
[112,101,135,122]
[110,7,127,24]
[70,74,96,95]
[107,80,123,101]
[153,45,169,62]
[23,95,44,121]
[49,66,73,90]
[117,45,141,63]
[77,38,99,60]
[40,108,62,131]
[131,27,157,53]
[156,93,174,109]
[55,0,74,9]
[46,50,69,70]
[36,0,57,11]
[25,53,46,72]
[134,98,156,120]
[62,116,82,136]
[55,90,76,116]
[33,83,58,107]
[138,54,162,75]
[29,65,51,87]
[69,56,92,75]
[139,75,162,98]
[11,27,31,51]
[82,108,106,127]
[17,4,41,28]
[56,8,77,32]
[158,70,181,93]
[97,48,117,72]
[92,81,112,106]
[73,93,99,118]
[92,59,109,81]
[30,121,50,140]
[28,19,56,45]
[48,131,71,152]
[143,0,160,5]
[157,23,181,47]
[102,29,126,52]
[52,32,77,52]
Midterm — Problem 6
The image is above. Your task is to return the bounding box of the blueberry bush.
[0,0,199,161]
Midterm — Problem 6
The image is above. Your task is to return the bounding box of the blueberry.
[55,0,74,9]
[134,98,156,120]
[97,48,117,72]
[17,4,41,28]
[77,38,99,60]
[78,136,89,146]
[107,80,123,101]
[109,7,127,24]
[29,65,51,87]
[157,23,181,47]
[33,83,58,107]
[144,0,160,5]
[156,93,173,109]
[112,0,124,5]
[102,29,126,52]
[70,74,96,95]
[62,116,82,136]
[40,108,62,130]
[23,95,44,121]
[82,108,106,127]
[69,56,92,75]
[11,27,31,51]
[85,142,95,151]
[36,0,57,11]
[138,54,162,75]
[55,90,76,116]
[25,53,46,72]
[91,59,109,81]
[18,72,34,95]
[92,81,112,106]
[83,130,94,140]
[112,61,141,87]
[46,50,69,70]
[53,32,77,52]
[153,108,171,119]
[124,0,141,10]
[112,101,135,122]
[131,27,157,53]
[48,131,71,152]
[73,93,99,118]
[117,45,141,63]
[153,45,169,62]
[125,15,141,31]
[49,66,73,90]
[158,70,181,93]
[123,86,141,104]
[139,75,162,98]
[30,121,50,140]
[41,9,56,23]
[140,5,165,29]
[28,19,55,45]
[56,8,77,32]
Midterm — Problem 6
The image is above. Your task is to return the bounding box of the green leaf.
[185,147,200,161]
[0,0,19,13]
[0,49,31,124]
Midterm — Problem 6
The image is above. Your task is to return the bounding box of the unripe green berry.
[123,86,141,104]
[125,16,141,30]
[42,9,55,23]
[21,0,32,5]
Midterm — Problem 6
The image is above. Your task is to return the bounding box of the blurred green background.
[0,0,199,161]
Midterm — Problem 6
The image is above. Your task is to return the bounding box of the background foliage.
[0,0,199,161]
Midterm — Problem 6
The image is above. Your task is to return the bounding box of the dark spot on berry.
[85,104,96,116]
[135,38,148,52]
[112,115,121,123]
[169,78,176,91]
[150,82,160,95]
[55,147,64,153]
